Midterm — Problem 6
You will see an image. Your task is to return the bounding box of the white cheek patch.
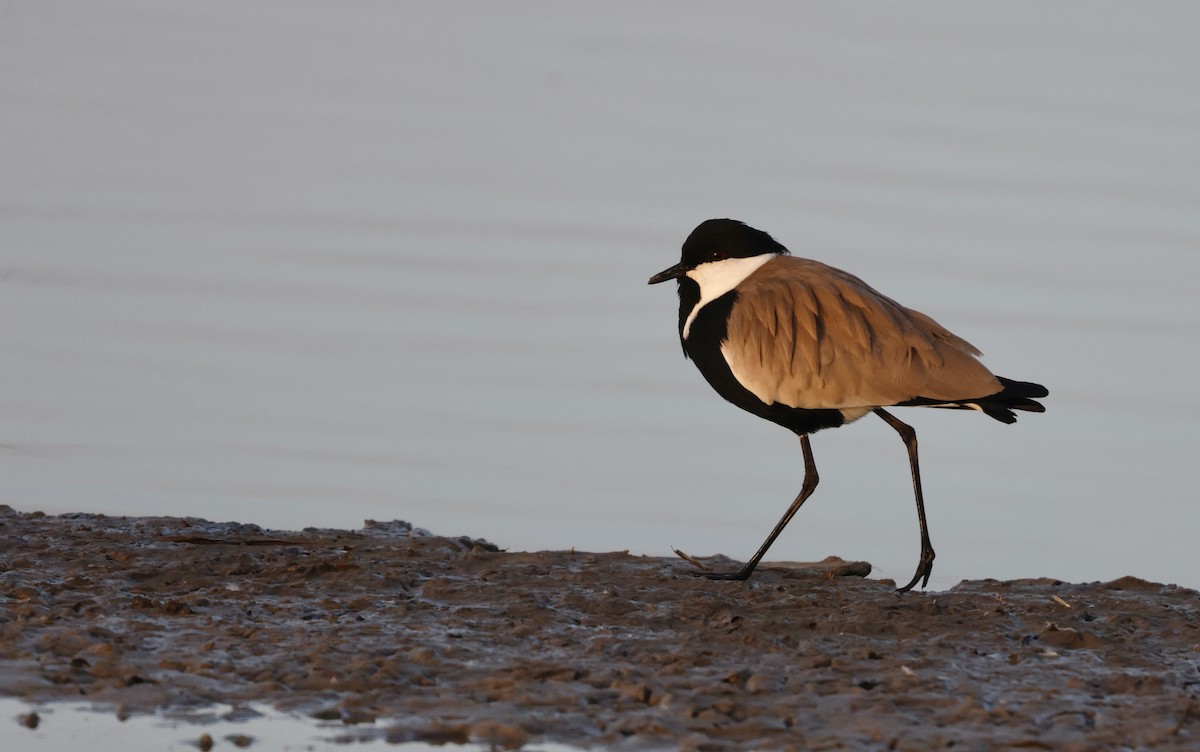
[681,253,775,339]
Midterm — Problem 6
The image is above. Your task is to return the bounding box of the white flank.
[681,253,775,340]
[838,407,873,423]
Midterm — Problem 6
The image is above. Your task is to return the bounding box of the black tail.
[897,376,1048,425]
[975,377,1048,424]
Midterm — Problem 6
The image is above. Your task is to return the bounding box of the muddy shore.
[1,506,1198,750]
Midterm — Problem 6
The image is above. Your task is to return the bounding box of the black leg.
[706,434,819,581]
[873,408,935,592]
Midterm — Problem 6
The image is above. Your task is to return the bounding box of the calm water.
[3,2,1199,595]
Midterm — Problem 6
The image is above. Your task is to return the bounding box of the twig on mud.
[673,548,711,571]
[167,536,297,546]
[1051,595,1072,609]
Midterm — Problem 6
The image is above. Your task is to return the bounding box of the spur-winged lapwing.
[649,218,1047,591]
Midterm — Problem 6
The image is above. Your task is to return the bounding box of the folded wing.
[721,256,1002,410]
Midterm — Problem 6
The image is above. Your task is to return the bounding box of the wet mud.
[2,505,1198,750]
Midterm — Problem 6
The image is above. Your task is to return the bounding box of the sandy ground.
[2,506,1198,750]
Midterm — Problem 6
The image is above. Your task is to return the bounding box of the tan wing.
[721,256,1002,409]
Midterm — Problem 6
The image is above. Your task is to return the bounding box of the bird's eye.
[708,249,726,262]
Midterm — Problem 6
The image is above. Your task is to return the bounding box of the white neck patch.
[682,253,775,339]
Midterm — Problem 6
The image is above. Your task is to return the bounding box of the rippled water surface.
[3,2,1199,596]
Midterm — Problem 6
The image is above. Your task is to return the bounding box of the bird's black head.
[647,219,789,285]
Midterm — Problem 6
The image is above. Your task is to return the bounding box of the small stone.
[340,707,376,725]
[745,672,779,694]
[615,682,652,704]
[1038,624,1103,649]
[410,724,470,745]
[470,720,527,750]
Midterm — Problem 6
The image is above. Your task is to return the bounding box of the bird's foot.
[896,546,936,593]
[674,548,757,581]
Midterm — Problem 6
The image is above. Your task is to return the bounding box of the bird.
[648,218,1047,592]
